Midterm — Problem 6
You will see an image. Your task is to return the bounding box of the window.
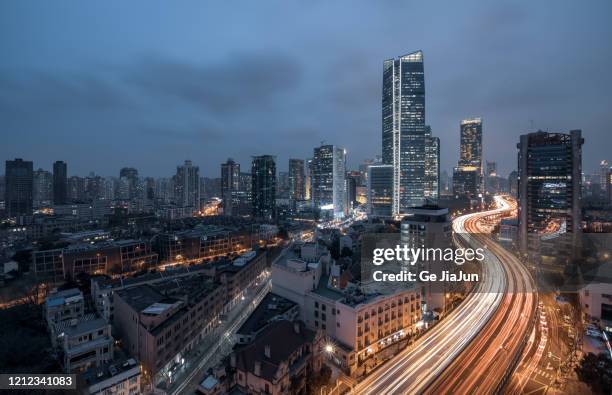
[315,301,319,308]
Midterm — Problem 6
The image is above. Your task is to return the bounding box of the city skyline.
[1,1,612,178]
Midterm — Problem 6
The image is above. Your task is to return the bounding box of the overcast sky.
[1,0,611,178]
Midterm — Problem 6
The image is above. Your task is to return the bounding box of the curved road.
[351,195,536,394]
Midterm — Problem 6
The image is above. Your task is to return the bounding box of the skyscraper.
[221,158,241,216]
[382,51,440,213]
[288,159,305,201]
[367,164,394,217]
[517,130,583,256]
[175,160,200,212]
[251,155,276,221]
[382,50,427,214]
[311,144,347,219]
[33,168,53,208]
[53,160,68,205]
[5,158,33,217]
[424,126,440,202]
[600,160,610,192]
[453,118,483,199]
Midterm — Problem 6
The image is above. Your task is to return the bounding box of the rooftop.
[45,288,83,307]
[237,293,297,336]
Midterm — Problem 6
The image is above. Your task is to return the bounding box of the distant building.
[251,155,276,221]
[367,164,393,218]
[424,131,440,202]
[5,158,33,217]
[600,160,610,192]
[33,168,53,208]
[453,118,483,199]
[288,159,305,201]
[175,160,200,213]
[508,170,518,197]
[119,167,139,200]
[517,130,583,259]
[53,161,68,205]
[311,144,347,219]
[221,158,240,216]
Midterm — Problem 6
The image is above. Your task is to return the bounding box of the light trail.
[352,195,531,394]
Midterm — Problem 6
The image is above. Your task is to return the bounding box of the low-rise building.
[53,315,113,373]
[80,356,141,395]
[231,320,323,395]
[33,239,158,280]
[235,292,299,345]
[44,288,85,326]
[113,276,224,379]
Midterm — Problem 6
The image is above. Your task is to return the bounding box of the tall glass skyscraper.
[251,155,276,221]
[383,50,433,214]
[311,144,347,219]
[453,118,483,199]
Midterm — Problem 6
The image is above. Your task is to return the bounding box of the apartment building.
[52,315,113,373]
[44,288,85,326]
[112,276,225,378]
[272,243,422,376]
[81,357,141,395]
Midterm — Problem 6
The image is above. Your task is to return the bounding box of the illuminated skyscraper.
[251,155,276,221]
[311,144,347,219]
[517,130,583,256]
[382,50,427,214]
[453,118,483,199]
[600,160,610,191]
[424,125,440,202]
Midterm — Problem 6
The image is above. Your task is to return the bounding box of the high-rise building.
[68,176,86,203]
[486,161,497,177]
[424,126,440,202]
[452,118,483,199]
[5,158,33,217]
[237,172,252,216]
[517,130,583,256]
[288,159,305,201]
[33,168,53,208]
[311,145,347,219]
[367,164,394,217]
[277,171,290,199]
[383,50,429,213]
[508,170,518,197]
[600,160,610,192]
[221,159,241,216]
[346,171,361,210]
[175,160,200,212]
[251,155,276,221]
[119,167,139,200]
[53,161,68,205]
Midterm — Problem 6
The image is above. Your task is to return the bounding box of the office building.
[453,118,483,199]
[288,159,305,201]
[311,144,347,219]
[382,51,430,213]
[53,160,68,205]
[517,130,584,257]
[5,158,33,217]
[367,165,394,218]
[221,158,240,216]
[251,155,276,221]
[175,160,200,212]
[119,167,139,200]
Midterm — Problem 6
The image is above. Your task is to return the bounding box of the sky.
[1,0,611,178]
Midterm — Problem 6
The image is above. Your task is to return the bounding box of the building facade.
[367,164,393,218]
[311,145,347,219]
[53,160,68,205]
[5,158,33,217]
[517,130,584,257]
